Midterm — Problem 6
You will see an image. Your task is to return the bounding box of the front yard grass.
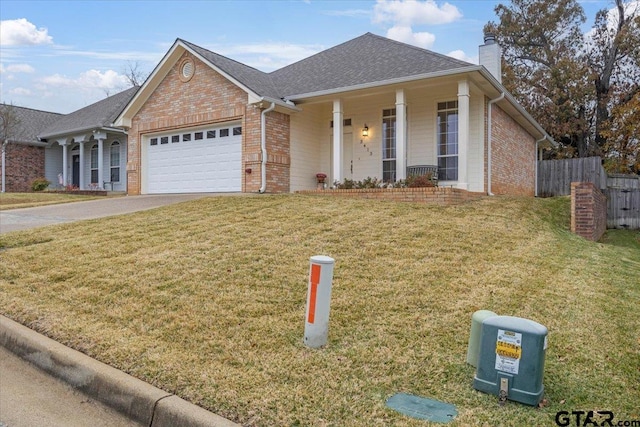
[0,195,638,426]
[0,192,104,210]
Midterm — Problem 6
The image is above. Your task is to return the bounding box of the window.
[437,101,459,181]
[207,130,216,139]
[382,108,396,182]
[233,126,242,136]
[90,144,98,184]
[110,141,120,182]
[195,132,203,140]
[172,135,179,143]
[183,133,191,142]
[160,136,168,144]
[220,128,229,137]
[150,137,158,146]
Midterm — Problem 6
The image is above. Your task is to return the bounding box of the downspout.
[259,102,276,194]
[487,92,504,196]
[534,136,546,197]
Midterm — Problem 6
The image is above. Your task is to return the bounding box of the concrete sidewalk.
[0,315,239,427]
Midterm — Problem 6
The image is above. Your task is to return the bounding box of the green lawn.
[0,195,638,426]
[0,192,105,210]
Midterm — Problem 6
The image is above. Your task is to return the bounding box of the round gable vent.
[179,58,195,82]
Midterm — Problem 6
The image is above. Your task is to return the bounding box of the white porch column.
[395,89,407,181]
[457,80,470,190]
[332,99,343,184]
[59,139,68,186]
[78,139,86,190]
[93,131,107,189]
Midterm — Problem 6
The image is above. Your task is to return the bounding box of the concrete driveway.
[0,194,229,234]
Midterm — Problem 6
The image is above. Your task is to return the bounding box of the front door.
[72,155,80,187]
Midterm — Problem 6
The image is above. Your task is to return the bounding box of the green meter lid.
[386,393,457,423]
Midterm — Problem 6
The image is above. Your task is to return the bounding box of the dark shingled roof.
[0,104,63,144]
[271,32,473,97]
[181,32,473,100]
[39,86,139,139]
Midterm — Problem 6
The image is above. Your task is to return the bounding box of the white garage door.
[146,124,242,193]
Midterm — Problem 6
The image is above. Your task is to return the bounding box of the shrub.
[405,173,435,188]
[31,177,50,192]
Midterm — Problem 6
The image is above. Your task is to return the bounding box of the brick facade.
[490,104,536,196]
[127,51,290,195]
[0,143,45,192]
[297,187,484,205]
[571,182,607,241]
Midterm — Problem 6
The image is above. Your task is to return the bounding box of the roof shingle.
[39,86,138,139]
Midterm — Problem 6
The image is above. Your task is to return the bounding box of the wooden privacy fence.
[539,158,640,230]
[537,157,607,196]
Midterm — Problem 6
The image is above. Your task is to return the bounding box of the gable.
[133,51,248,127]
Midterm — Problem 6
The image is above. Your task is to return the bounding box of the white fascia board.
[40,126,125,141]
[476,68,556,147]
[249,96,301,113]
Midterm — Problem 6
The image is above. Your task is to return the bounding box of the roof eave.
[283,66,483,101]
[476,67,556,147]
[39,125,126,141]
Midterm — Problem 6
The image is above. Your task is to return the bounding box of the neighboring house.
[0,88,137,192]
[38,87,138,192]
[115,32,554,196]
[0,104,62,192]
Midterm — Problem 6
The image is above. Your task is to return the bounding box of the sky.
[0,0,615,114]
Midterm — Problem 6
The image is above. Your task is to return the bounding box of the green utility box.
[473,316,548,406]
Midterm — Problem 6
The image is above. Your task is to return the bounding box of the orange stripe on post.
[308,264,321,324]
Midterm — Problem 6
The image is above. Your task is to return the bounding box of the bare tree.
[122,60,150,87]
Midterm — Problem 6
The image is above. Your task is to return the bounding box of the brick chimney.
[479,32,502,84]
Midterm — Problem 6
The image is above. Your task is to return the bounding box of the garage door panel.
[147,125,242,194]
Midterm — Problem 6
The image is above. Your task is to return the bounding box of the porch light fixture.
[362,124,369,138]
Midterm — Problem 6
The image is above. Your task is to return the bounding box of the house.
[115,32,554,196]
[2,32,553,196]
[0,105,62,192]
[0,88,137,192]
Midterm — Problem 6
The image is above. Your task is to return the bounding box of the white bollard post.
[304,255,335,348]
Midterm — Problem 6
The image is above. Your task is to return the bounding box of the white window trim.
[382,107,397,182]
[435,99,459,183]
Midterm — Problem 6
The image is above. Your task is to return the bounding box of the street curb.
[0,315,239,427]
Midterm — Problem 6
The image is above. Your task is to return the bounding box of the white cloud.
[386,26,436,48]
[584,1,639,44]
[10,87,32,96]
[372,0,462,49]
[0,18,53,46]
[212,42,324,70]
[4,63,35,73]
[39,69,129,91]
[373,0,462,26]
[447,49,477,64]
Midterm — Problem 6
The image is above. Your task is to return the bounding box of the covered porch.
[288,76,487,193]
[45,130,127,191]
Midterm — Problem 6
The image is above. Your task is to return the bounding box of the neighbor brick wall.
[571,182,607,241]
[490,104,536,196]
[297,187,484,205]
[127,51,290,194]
[0,143,45,192]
